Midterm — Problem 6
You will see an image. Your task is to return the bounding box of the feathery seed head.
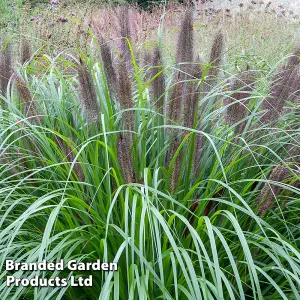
[119,4,131,68]
[13,72,41,123]
[117,133,135,183]
[77,59,100,123]
[20,38,31,65]
[99,40,117,95]
[262,56,300,124]
[151,48,165,113]
[176,8,194,72]
[257,164,291,216]
[117,61,134,144]
[224,71,256,133]
[208,30,225,79]
[0,43,12,99]
[183,62,203,131]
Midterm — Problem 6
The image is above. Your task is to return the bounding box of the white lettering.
[6,276,15,286]
[5,260,15,271]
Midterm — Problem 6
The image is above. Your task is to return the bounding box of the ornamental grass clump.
[1,4,300,300]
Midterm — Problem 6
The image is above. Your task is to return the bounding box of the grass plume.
[20,38,31,65]
[224,71,256,134]
[99,39,117,95]
[0,43,12,100]
[77,58,100,124]
[150,47,165,113]
[262,45,300,124]
[13,72,41,123]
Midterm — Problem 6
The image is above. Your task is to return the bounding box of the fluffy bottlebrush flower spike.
[150,48,165,113]
[169,138,181,192]
[176,8,194,68]
[99,40,117,95]
[0,43,12,100]
[13,72,41,123]
[257,164,291,216]
[117,133,135,183]
[119,4,131,69]
[168,9,195,191]
[224,71,256,134]
[77,59,100,124]
[168,8,194,128]
[20,38,31,65]
[117,61,134,134]
[262,46,300,124]
[184,62,203,131]
[208,30,224,79]
[116,61,135,183]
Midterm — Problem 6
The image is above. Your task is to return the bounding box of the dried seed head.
[224,71,256,133]
[20,38,31,65]
[167,76,183,135]
[183,62,203,131]
[117,133,135,183]
[169,138,181,192]
[77,59,100,123]
[117,61,134,146]
[119,4,131,69]
[151,48,165,113]
[176,8,194,72]
[0,43,12,100]
[262,46,300,124]
[208,30,224,78]
[257,164,291,216]
[99,40,117,95]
